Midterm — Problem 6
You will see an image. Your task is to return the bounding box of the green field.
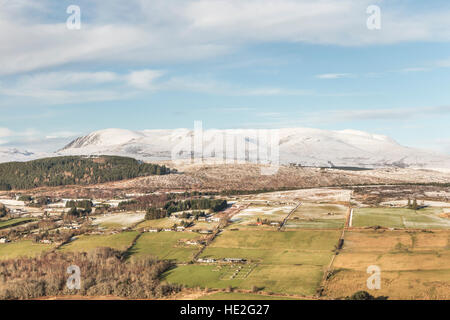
[164,229,339,296]
[352,207,450,229]
[201,247,332,265]
[130,231,202,262]
[59,231,139,252]
[200,229,339,264]
[286,203,347,229]
[0,240,55,260]
[285,219,345,229]
[0,218,34,229]
[197,292,303,300]
[291,204,347,218]
[135,218,176,229]
[164,263,323,296]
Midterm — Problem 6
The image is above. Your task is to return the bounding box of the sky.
[0,0,450,154]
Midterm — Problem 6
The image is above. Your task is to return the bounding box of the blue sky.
[0,0,449,153]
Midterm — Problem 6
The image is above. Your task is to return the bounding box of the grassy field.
[285,219,345,229]
[165,229,339,296]
[130,231,202,263]
[325,230,450,299]
[0,218,34,229]
[93,213,145,229]
[135,218,176,229]
[191,221,219,230]
[201,229,340,264]
[197,292,303,300]
[0,240,55,260]
[352,207,450,229]
[230,205,293,226]
[286,203,347,229]
[163,264,244,289]
[163,264,323,296]
[291,203,347,218]
[325,268,450,299]
[201,247,332,265]
[207,229,340,251]
[59,231,139,253]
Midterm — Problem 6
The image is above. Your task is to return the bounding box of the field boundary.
[317,206,351,297]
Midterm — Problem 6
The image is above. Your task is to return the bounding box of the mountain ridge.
[56,127,450,170]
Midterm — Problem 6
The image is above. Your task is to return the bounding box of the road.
[278,202,302,230]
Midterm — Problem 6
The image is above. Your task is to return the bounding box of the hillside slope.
[0,155,170,190]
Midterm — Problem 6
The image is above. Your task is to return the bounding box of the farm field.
[285,219,345,229]
[200,229,339,265]
[0,240,55,260]
[290,203,347,219]
[92,212,145,229]
[352,207,450,229]
[325,269,450,300]
[164,229,340,296]
[197,292,303,300]
[191,221,220,230]
[325,230,450,299]
[202,230,339,256]
[0,217,34,229]
[284,203,347,229]
[136,218,177,229]
[248,188,352,203]
[130,231,203,263]
[201,246,332,265]
[163,264,323,296]
[229,205,293,226]
[59,231,139,253]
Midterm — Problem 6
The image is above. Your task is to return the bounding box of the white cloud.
[125,70,165,90]
[316,73,355,79]
[399,67,430,73]
[301,105,450,123]
[0,127,40,145]
[14,71,119,89]
[0,70,163,104]
[0,127,13,138]
[436,58,450,68]
[160,76,311,96]
[45,131,80,139]
[1,0,450,75]
[0,69,313,104]
[0,126,78,152]
[249,105,450,127]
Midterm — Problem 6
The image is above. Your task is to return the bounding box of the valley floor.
[1,178,450,300]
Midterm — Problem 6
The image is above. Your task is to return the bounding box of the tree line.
[163,198,227,214]
[0,248,180,299]
[145,199,227,220]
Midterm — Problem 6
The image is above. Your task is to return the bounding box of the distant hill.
[0,155,170,190]
[57,127,450,170]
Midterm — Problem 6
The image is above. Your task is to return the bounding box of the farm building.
[223,258,247,263]
[198,230,213,234]
[197,258,216,263]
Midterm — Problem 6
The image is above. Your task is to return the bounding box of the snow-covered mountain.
[56,128,450,170]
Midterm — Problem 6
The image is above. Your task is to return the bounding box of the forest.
[0,156,170,190]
